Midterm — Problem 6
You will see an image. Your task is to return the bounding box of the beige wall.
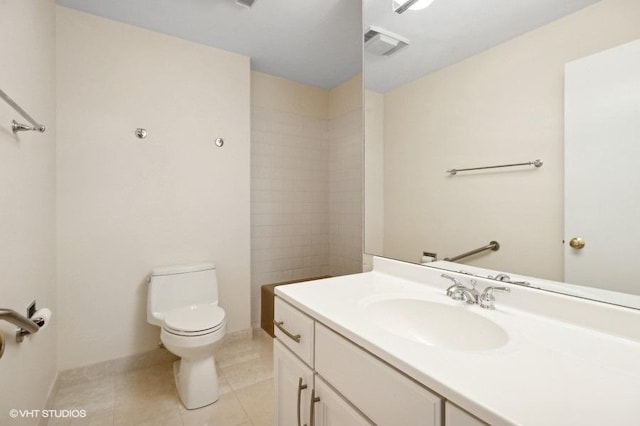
[56,7,251,369]
[328,75,363,120]
[328,75,363,276]
[381,0,640,280]
[0,0,57,419]
[251,72,329,118]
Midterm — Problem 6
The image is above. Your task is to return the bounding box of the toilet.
[147,262,227,409]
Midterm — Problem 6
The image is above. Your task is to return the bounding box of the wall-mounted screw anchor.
[135,128,147,139]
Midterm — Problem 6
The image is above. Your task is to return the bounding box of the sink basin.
[363,298,509,351]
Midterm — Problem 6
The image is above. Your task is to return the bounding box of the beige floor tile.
[47,409,114,426]
[235,379,275,426]
[179,392,249,426]
[52,376,115,414]
[49,329,274,426]
[115,362,175,393]
[114,362,180,411]
[114,405,182,426]
[220,355,274,392]
[216,375,234,396]
[215,333,272,370]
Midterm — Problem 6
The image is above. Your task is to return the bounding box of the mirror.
[363,0,640,309]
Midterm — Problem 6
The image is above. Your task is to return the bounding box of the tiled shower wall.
[329,109,364,277]
[251,107,331,323]
[250,75,363,325]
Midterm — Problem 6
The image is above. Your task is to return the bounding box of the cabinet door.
[445,402,488,426]
[315,323,442,426]
[275,340,314,426]
[313,376,373,426]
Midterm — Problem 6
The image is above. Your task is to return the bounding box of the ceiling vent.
[364,26,409,56]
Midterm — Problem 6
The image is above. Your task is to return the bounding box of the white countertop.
[276,257,640,426]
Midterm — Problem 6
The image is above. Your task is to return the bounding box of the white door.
[313,376,373,426]
[564,39,640,295]
[274,340,314,426]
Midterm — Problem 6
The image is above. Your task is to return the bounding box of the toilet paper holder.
[0,308,48,343]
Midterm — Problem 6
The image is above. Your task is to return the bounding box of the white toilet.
[147,262,227,409]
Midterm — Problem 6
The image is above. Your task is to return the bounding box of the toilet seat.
[162,304,226,337]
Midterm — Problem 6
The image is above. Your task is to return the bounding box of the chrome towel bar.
[445,241,500,262]
[447,159,542,175]
[0,88,46,133]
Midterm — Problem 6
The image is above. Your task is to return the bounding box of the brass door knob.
[569,237,585,249]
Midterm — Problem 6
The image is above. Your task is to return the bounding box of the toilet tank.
[147,262,219,326]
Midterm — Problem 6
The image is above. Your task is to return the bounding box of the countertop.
[276,257,640,426]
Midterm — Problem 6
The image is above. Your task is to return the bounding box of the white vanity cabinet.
[313,376,372,426]
[445,402,488,426]
[273,296,315,365]
[274,297,371,426]
[275,296,445,426]
[274,339,313,426]
[273,350,372,426]
[315,323,442,426]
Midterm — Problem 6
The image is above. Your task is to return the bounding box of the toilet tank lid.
[151,262,216,276]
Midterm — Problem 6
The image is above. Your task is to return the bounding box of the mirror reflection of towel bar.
[447,159,542,175]
[445,241,500,262]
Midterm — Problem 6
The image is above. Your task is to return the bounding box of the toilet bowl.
[161,304,226,409]
[147,263,227,409]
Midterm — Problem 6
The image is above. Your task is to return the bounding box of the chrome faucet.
[479,286,511,309]
[441,274,479,304]
[458,284,480,304]
[442,273,462,297]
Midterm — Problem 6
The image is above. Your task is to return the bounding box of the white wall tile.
[250,107,331,324]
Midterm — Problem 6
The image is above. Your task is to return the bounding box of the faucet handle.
[479,286,511,310]
[441,273,462,297]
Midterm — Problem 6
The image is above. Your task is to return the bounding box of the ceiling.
[56,0,362,90]
[365,0,601,92]
[56,0,602,93]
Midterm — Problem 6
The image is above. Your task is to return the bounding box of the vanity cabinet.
[274,297,371,426]
[445,402,488,426]
[273,296,315,365]
[274,339,313,426]
[314,376,372,426]
[315,323,442,426]
[275,296,445,426]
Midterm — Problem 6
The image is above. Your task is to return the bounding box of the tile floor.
[47,329,275,426]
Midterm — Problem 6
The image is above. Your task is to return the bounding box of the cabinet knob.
[569,237,586,250]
